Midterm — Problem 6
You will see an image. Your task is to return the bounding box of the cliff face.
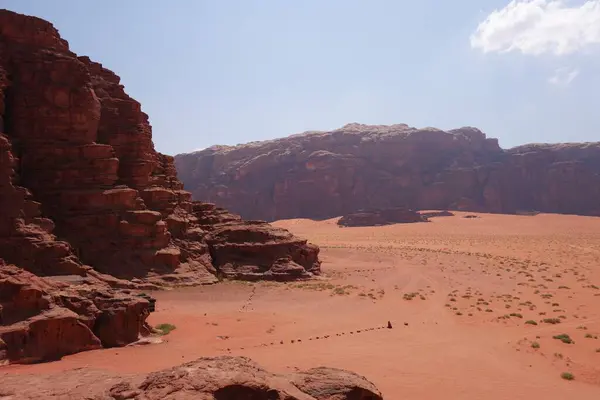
[0,9,319,285]
[175,124,600,220]
[0,9,320,364]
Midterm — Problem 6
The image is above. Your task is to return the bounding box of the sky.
[2,0,600,155]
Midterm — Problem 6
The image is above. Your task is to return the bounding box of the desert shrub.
[155,323,176,335]
[553,334,573,344]
[403,292,419,300]
[542,318,561,324]
[561,372,574,381]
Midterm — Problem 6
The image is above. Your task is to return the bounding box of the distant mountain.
[175,123,600,221]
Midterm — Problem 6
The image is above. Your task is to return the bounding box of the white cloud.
[471,0,600,55]
[548,67,580,85]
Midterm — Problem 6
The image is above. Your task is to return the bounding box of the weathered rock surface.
[0,261,151,364]
[338,208,428,227]
[175,124,600,220]
[198,203,320,280]
[0,9,321,364]
[0,356,384,399]
[0,9,320,284]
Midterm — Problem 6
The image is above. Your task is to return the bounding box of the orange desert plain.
[2,212,600,399]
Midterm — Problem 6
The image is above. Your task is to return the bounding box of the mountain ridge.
[175,123,600,221]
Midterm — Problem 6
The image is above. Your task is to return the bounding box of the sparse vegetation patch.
[553,334,573,344]
[155,323,176,336]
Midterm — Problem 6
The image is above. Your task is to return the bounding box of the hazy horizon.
[3,1,600,155]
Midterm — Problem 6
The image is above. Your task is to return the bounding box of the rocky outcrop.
[196,203,320,280]
[338,208,428,227]
[419,210,454,218]
[0,9,320,285]
[105,356,383,400]
[0,356,384,399]
[175,124,600,220]
[0,9,321,364]
[0,132,89,277]
[0,9,192,285]
[0,261,151,364]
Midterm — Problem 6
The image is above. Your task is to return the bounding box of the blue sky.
[3,0,600,155]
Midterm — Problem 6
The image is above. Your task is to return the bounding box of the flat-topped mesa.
[0,9,320,286]
[175,123,600,220]
[338,207,429,227]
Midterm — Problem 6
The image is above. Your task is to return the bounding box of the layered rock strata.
[0,8,319,285]
[0,261,151,364]
[175,124,600,220]
[0,9,320,364]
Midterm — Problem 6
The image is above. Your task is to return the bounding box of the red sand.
[3,212,600,398]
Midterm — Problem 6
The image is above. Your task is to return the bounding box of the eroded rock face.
[0,9,321,364]
[196,203,320,281]
[0,133,89,278]
[0,9,319,285]
[338,208,428,227]
[175,124,600,220]
[0,261,151,364]
[0,356,383,399]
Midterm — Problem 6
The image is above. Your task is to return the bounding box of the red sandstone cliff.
[0,8,319,285]
[0,9,320,364]
[175,124,600,220]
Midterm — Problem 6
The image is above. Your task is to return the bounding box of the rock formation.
[0,261,151,364]
[0,356,384,399]
[175,124,600,220]
[419,210,454,218]
[0,9,320,364]
[0,8,320,284]
[338,208,428,227]
[106,356,383,400]
[190,202,320,281]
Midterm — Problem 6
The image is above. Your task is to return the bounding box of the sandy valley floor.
[3,212,600,399]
